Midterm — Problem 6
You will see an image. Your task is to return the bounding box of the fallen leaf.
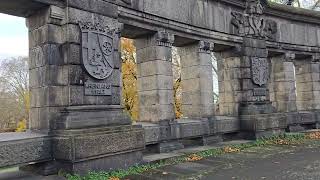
[186,154,203,161]
[109,177,120,180]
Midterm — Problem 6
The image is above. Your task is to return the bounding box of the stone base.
[56,151,142,175]
[51,125,145,174]
[201,135,223,145]
[56,105,131,129]
[287,124,305,132]
[20,161,59,176]
[240,113,286,139]
[145,141,184,153]
[240,129,285,140]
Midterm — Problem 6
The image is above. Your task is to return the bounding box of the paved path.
[126,140,320,180]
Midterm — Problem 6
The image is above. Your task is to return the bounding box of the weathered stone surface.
[179,41,214,118]
[155,141,184,153]
[240,113,287,132]
[52,125,144,161]
[67,0,118,19]
[58,151,143,175]
[0,132,52,168]
[55,105,131,129]
[136,31,175,122]
[48,125,144,174]
[215,116,240,133]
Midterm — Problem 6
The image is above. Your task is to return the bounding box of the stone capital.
[155,30,174,47]
[311,53,320,62]
[198,41,214,54]
[50,5,64,21]
[284,52,295,62]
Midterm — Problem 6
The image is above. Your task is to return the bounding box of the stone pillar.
[135,31,175,122]
[25,3,144,175]
[216,47,242,116]
[239,38,286,139]
[27,6,65,132]
[269,53,297,113]
[269,53,299,131]
[178,41,214,118]
[295,55,320,128]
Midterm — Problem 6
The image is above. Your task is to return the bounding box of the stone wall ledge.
[138,116,240,145]
[0,132,52,168]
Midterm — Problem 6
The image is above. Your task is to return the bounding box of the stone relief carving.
[231,0,277,40]
[79,22,116,80]
[251,57,269,86]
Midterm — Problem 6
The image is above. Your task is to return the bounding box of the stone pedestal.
[135,31,175,122]
[240,113,286,139]
[51,126,144,174]
[178,41,215,118]
[55,105,131,129]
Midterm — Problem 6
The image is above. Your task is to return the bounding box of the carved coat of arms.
[231,0,277,40]
[251,57,269,86]
[79,22,115,80]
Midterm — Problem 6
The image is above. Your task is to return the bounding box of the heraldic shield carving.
[79,22,115,80]
[251,57,269,86]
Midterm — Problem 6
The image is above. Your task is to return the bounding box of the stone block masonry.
[1,0,320,175]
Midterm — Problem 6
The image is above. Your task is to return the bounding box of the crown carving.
[79,21,116,35]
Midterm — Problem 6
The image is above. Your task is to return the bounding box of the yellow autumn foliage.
[15,118,27,132]
[121,38,139,121]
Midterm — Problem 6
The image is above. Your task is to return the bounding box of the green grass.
[66,133,307,180]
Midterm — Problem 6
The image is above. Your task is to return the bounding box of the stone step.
[143,139,253,164]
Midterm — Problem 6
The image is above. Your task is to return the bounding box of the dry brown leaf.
[306,132,320,140]
[109,177,120,180]
[186,154,203,161]
[223,147,241,153]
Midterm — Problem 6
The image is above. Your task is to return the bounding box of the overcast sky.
[0,13,28,59]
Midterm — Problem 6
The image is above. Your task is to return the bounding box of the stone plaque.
[253,88,267,96]
[79,22,115,80]
[84,81,111,96]
[251,57,269,86]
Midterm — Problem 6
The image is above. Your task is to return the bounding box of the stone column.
[178,41,214,118]
[25,3,144,175]
[239,38,286,139]
[216,47,243,116]
[269,53,297,113]
[135,31,175,122]
[295,55,320,128]
[269,53,299,131]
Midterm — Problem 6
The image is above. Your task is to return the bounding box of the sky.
[0,13,28,59]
